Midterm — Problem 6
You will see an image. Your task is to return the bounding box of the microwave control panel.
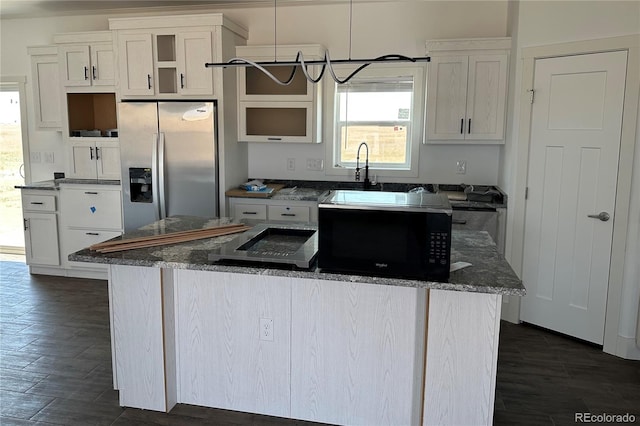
[428,231,450,266]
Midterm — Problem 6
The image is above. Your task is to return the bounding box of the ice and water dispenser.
[129,168,153,203]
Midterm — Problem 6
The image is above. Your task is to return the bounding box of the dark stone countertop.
[16,178,121,190]
[230,180,507,209]
[70,215,525,296]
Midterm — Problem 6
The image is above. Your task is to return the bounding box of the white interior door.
[521,50,627,344]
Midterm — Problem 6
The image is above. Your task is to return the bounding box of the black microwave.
[318,190,452,281]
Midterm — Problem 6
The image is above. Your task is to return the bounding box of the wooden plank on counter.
[91,224,251,253]
[225,184,286,198]
[90,223,246,250]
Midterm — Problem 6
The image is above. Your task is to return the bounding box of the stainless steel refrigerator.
[118,101,218,231]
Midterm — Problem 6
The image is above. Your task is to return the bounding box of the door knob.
[587,212,610,222]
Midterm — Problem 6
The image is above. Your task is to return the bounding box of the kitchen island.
[71,216,524,426]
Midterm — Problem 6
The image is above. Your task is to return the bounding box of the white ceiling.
[0,0,390,19]
[0,0,274,19]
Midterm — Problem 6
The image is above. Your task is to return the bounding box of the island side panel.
[423,289,502,426]
[110,264,171,412]
[174,270,291,418]
[291,279,426,426]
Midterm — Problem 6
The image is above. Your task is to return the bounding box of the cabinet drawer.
[64,229,121,270]
[22,194,56,212]
[268,205,311,222]
[61,188,122,229]
[233,204,267,220]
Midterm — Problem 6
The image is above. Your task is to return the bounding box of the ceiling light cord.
[208,0,430,85]
[348,0,353,60]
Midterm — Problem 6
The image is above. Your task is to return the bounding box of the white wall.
[501,0,640,358]
[241,1,509,184]
[0,1,509,185]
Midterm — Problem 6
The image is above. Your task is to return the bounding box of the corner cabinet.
[426,38,510,143]
[236,44,324,143]
[109,14,248,99]
[54,31,115,87]
[27,46,62,130]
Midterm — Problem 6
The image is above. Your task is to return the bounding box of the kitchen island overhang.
[71,216,524,426]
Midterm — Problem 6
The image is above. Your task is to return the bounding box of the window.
[327,65,425,178]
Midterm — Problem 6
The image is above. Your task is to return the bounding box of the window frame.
[324,64,426,179]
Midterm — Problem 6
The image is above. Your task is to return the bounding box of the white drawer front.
[233,203,267,220]
[22,194,56,212]
[64,229,121,269]
[268,205,311,222]
[65,229,122,254]
[62,188,122,229]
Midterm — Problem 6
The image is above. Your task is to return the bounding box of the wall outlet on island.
[260,318,274,341]
[287,158,295,171]
[456,160,467,174]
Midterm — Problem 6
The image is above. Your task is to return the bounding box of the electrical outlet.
[456,160,467,174]
[286,158,295,171]
[44,152,55,164]
[30,151,41,163]
[306,158,324,171]
[260,318,274,341]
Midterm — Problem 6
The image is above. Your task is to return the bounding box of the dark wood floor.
[1,257,639,425]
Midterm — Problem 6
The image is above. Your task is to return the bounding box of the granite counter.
[15,178,121,190]
[70,215,524,296]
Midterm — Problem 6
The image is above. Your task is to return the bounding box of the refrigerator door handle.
[158,132,167,219]
[151,134,161,221]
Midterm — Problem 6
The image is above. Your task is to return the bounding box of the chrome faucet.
[355,142,371,190]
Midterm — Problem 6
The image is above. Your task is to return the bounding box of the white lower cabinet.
[60,184,123,277]
[229,198,317,223]
[21,191,60,268]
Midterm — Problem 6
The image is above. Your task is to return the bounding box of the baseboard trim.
[611,335,640,360]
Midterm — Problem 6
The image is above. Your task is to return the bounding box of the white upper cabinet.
[28,45,62,130]
[426,38,510,143]
[236,44,324,143]
[109,14,247,99]
[54,32,115,88]
[117,33,154,96]
[176,31,213,95]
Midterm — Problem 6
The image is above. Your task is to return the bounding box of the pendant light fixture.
[204,0,430,85]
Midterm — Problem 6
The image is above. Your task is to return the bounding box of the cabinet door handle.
[180,73,185,89]
[89,147,94,160]
[84,66,89,80]
[281,213,296,217]
[86,232,100,236]
[147,74,152,89]
[23,218,29,230]
[84,191,98,195]
[30,202,44,205]
[242,211,258,215]
[468,118,471,134]
[95,147,100,160]
[267,137,282,141]
[460,118,464,134]
[92,65,97,80]
[452,219,467,225]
